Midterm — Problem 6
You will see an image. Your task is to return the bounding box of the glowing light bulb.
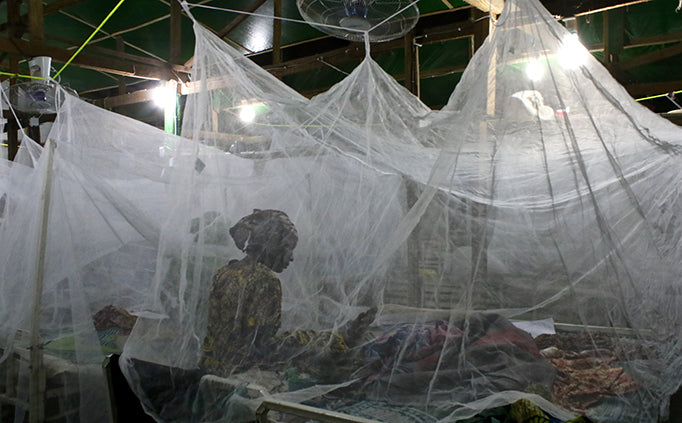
[153,85,176,109]
[525,59,544,82]
[558,33,588,70]
[239,104,256,123]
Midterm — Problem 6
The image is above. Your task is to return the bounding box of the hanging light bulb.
[153,84,176,109]
[239,104,257,123]
[558,33,588,70]
[525,59,544,82]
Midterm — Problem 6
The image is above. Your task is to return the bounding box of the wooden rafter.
[272,0,282,65]
[463,0,504,15]
[217,0,268,39]
[28,0,44,41]
[0,36,190,80]
[619,42,682,71]
[72,0,679,106]
[57,9,165,62]
[0,0,88,32]
[170,0,182,64]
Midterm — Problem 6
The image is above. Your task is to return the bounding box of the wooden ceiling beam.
[43,0,89,15]
[539,0,651,18]
[217,0,268,38]
[463,0,504,15]
[28,0,44,41]
[169,0,182,65]
[43,33,185,69]
[0,0,87,33]
[92,87,158,108]
[619,42,682,71]
[625,80,682,98]
[0,36,189,81]
[262,17,476,78]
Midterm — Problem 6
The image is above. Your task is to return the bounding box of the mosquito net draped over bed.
[1,0,681,422]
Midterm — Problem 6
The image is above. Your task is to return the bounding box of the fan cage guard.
[296,0,420,42]
[8,81,77,115]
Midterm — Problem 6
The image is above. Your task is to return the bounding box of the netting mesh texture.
[1,0,681,422]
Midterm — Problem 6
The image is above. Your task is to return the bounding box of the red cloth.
[473,327,542,357]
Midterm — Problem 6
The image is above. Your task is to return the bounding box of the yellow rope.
[53,0,127,78]
[0,71,47,80]
[636,89,682,102]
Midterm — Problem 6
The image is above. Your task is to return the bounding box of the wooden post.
[29,140,56,423]
[28,117,42,145]
[169,0,182,68]
[471,8,489,55]
[273,0,282,66]
[403,29,422,306]
[403,29,420,97]
[406,179,423,307]
[7,0,22,161]
[471,12,495,286]
[28,0,45,42]
[603,8,625,71]
[7,116,19,161]
[116,37,127,96]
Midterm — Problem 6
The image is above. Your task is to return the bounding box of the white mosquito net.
[0,0,681,421]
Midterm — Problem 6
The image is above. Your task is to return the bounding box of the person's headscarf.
[229,209,298,272]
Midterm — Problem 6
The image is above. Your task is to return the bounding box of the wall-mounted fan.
[296,0,419,43]
[9,56,77,115]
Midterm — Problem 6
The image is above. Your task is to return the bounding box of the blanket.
[347,313,556,406]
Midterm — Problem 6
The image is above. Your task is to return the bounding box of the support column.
[273,0,282,66]
[471,8,489,56]
[403,29,420,97]
[7,0,22,161]
[603,8,625,72]
[28,0,45,42]
[116,37,128,96]
[170,0,182,67]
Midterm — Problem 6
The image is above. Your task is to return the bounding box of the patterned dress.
[201,259,281,376]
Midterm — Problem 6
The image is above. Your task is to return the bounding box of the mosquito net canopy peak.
[0,0,681,421]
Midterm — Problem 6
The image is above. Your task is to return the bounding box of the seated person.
[201,209,298,376]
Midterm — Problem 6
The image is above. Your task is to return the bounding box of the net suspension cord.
[183,2,367,35]
[367,0,420,33]
[53,0,127,78]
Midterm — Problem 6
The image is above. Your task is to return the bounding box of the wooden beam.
[539,0,650,18]
[626,31,682,49]
[272,0,282,65]
[42,33,187,71]
[603,8,625,69]
[169,0,182,65]
[44,0,88,15]
[218,0,268,39]
[92,87,158,108]
[116,37,127,95]
[625,80,682,98]
[7,0,23,39]
[28,0,44,41]
[471,9,489,54]
[0,36,189,81]
[0,0,87,33]
[619,42,682,71]
[263,19,475,78]
[7,118,19,161]
[463,0,504,15]
[404,30,419,96]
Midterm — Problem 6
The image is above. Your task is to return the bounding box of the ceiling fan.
[296,0,420,43]
[9,56,77,115]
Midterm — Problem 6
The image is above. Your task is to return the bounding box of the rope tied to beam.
[53,0,127,78]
